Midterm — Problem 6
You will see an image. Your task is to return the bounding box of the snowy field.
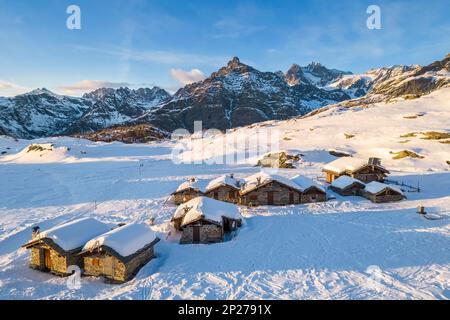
[0,89,450,300]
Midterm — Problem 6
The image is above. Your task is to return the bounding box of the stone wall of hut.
[204,186,239,203]
[123,246,155,280]
[173,190,202,205]
[83,247,155,283]
[325,167,387,184]
[84,254,125,282]
[180,222,223,244]
[331,184,365,196]
[300,189,327,203]
[362,190,404,203]
[325,172,336,183]
[352,167,386,183]
[29,244,80,275]
[30,247,41,269]
[222,217,241,232]
[240,182,302,206]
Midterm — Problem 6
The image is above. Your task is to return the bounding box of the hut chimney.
[256,177,262,185]
[417,205,426,215]
[368,157,381,166]
[32,226,40,239]
[230,173,234,179]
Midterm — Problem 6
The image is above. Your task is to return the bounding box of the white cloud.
[170,69,206,86]
[0,82,13,90]
[56,80,132,95]
[0,80,29,96]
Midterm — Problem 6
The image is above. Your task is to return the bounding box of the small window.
[92,258,100,267]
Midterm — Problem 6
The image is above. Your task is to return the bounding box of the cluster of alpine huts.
[170,172,327,244]
[21,157,402,283]
[171,157,405,244]
[22,218,159,283]
[324,157,406,202]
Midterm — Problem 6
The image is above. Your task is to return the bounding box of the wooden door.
[267,191,274,205]
[44,249,52,269]
[289,192,294,205]
[193,226,201,243]
[103,256,114,276]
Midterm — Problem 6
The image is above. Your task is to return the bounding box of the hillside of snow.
[0,89,449,300]
[177,87,450,173]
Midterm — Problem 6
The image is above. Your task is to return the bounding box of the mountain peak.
[308,61,323,67]
[211,56,254,78]
[305,61,327,73]
[228,56,241,68]
[287,64,301,71]
[27,88,55,95]
[226,56,251,72]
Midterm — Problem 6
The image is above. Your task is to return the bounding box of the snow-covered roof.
[290,175,326,193]
[174,197,241,227]
[175,175,242,194]
[83,223,158,258]
[174,178,209,193]
[35,218,111,252]
[323,157,374,174]
[331,176,365,189]
[240,172,304,194]
[364,181,404,195]
[204,175,242,192]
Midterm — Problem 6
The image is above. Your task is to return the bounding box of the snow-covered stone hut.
[256,151,302,169]
[22,218,111,276]
[290,175,327,203]
[323,157,389,183]
[171,178,208,205]
[239,172,326,206]
[173,197,242,244]
[361,181,405,203]
[79,223,160,283]
[203,174,243,203]
[330,176,366,196]
[172,175,243,205]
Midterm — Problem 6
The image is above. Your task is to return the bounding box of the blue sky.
[0,0,449,96]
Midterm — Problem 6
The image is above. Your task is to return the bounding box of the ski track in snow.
[1,90,450,300]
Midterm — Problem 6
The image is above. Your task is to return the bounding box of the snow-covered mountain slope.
[142,54,450,133]
[285,62,352,87]
[1,54,449,139]
[65,87,171,134]
[1,86,449,299]
[176,87,450,172]
[329,53,450,100]
[328,65,417,98]
[141,57,351,132]
[0,89,91,139]
[0,87,171,139]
